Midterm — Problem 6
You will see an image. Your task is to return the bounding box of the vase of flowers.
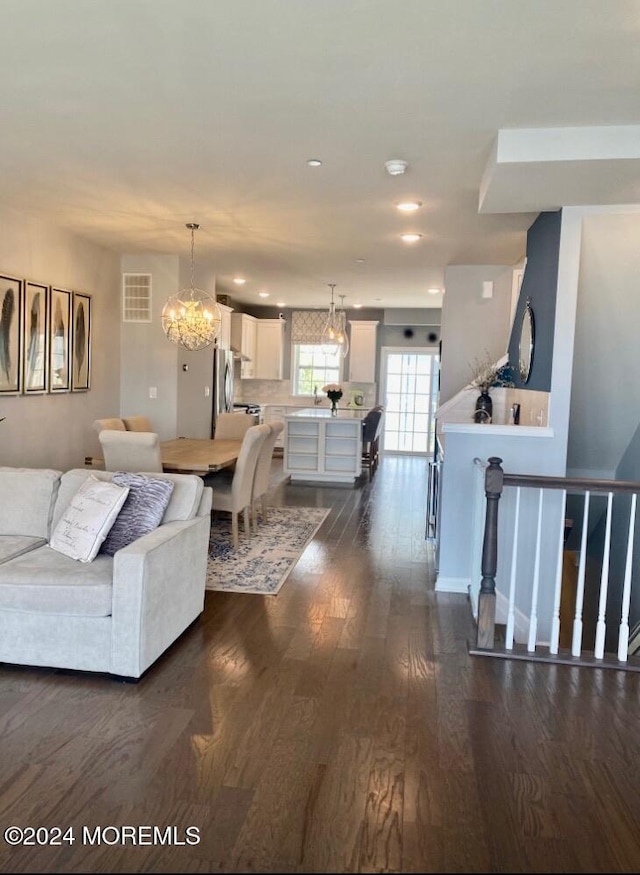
[469,354,515,424]
[323,383,343,415]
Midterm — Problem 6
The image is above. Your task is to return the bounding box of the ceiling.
[1,0,639,310]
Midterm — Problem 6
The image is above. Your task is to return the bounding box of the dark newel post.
[476,456,504,649]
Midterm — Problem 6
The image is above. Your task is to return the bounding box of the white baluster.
[549,489,567,655]
[572,492,590,657]
[594,492,614,660]
[505,487,521,650]
[527,489,544,653]
[617,493,637,662]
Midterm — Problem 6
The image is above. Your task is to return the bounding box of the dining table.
[85,437,242,475]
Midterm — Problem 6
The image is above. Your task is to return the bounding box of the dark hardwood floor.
[2,456,640,873]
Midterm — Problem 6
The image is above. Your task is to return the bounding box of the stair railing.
[472,457,640,669]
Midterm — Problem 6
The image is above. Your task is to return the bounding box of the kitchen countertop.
[285,407,368,419]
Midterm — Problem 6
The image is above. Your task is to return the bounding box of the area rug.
[206,506,330,595]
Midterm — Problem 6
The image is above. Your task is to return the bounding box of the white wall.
[567,213,640,477]
[120,254,180,441]
[439,264,514,404]
[120,256,219,441]
[0,207,120,469]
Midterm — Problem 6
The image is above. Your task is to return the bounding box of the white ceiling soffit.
[479,126,640,214]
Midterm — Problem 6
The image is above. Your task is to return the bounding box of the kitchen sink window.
[290,311,343,397]
[292,343,342,396]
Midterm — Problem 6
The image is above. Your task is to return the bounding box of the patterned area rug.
[206,506,330,595]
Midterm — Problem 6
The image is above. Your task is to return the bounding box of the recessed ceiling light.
[401,233,423,243]
[276,301,286,307]
[356,258,365,263]
[233,277,246,285]
[307,159,322,167]
[428,287,440,295]
[397,201,422,212]
[353,303,362,309]
[258,291,269,298]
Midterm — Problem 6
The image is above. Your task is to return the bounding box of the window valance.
[291,311,326,344]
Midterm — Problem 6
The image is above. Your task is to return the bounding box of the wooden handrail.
[503,473,640,494]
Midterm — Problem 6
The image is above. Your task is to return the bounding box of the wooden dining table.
[159,438,242,475]
[85,437,242,476]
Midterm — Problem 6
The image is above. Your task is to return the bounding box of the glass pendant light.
[336,294,349,357]
[321,283,348,357]
[161,223,222,351]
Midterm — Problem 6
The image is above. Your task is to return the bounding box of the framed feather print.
[0,274,23,395]
[48,287,72,392]
[71,292,91,391]
[23,281,49,394]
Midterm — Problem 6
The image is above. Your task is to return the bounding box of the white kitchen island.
[283,407,366,484]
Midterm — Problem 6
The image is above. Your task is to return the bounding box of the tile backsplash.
[235,378,378,408]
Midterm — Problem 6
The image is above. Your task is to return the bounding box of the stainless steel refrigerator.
[211,347,235,436]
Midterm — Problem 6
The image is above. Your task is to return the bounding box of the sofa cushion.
[49,475,130,563]
[100,472,174,556]
[0,467,61,538]
[0,545,113,616]
[0,535,47,565]
[56,470,204,528]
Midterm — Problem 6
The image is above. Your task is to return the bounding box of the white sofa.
[0,466,212,679]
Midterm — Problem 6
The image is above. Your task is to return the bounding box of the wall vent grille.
[122,273,152,322]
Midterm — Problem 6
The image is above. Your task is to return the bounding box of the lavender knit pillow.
[100,472,174,556]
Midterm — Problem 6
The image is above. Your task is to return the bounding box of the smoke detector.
[385,159,408,176]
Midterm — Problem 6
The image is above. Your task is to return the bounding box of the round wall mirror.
[518,298,535,383]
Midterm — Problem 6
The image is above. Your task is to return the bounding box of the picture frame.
[48,287,72,392]
[0,274,24,395]
[71,292,91,392]
[22,281,49,394]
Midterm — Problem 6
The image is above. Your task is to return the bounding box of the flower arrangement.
[469,354,515,394]
[322,383,343,411]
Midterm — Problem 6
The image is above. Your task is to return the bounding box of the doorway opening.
[380,348,440,455]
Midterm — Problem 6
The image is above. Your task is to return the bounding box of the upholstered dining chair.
[122,415,154,433]
[214,412,256,441]
[93,417,126,434]
[207,423,270,549]
[251,420,284,531]
[98,430,163,473]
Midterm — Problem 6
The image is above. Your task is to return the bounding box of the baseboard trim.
[435,576,469,594]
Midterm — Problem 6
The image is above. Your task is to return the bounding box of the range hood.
[230,345,251,362]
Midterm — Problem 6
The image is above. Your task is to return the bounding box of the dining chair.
[98,430,163,473]
[207,424,270,549]
[122,415,154,432]
[361,407,383,480]
[250,420,284,531]
[214,412,256,441]
[93,417,126,433]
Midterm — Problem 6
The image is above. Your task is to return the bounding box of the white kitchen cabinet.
[231,313,257,378]
[217,303,233,351]
[348,321,378,384]
[254,318,284,380]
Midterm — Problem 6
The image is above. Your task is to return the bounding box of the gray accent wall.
[0,208,121,470]
[507,210,561,392]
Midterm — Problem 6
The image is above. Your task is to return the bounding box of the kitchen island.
[283,407,367,484]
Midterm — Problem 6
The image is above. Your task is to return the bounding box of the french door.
[380,348,439,455]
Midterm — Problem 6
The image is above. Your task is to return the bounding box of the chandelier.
[161,223,222,351]
[321,283,349,357]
